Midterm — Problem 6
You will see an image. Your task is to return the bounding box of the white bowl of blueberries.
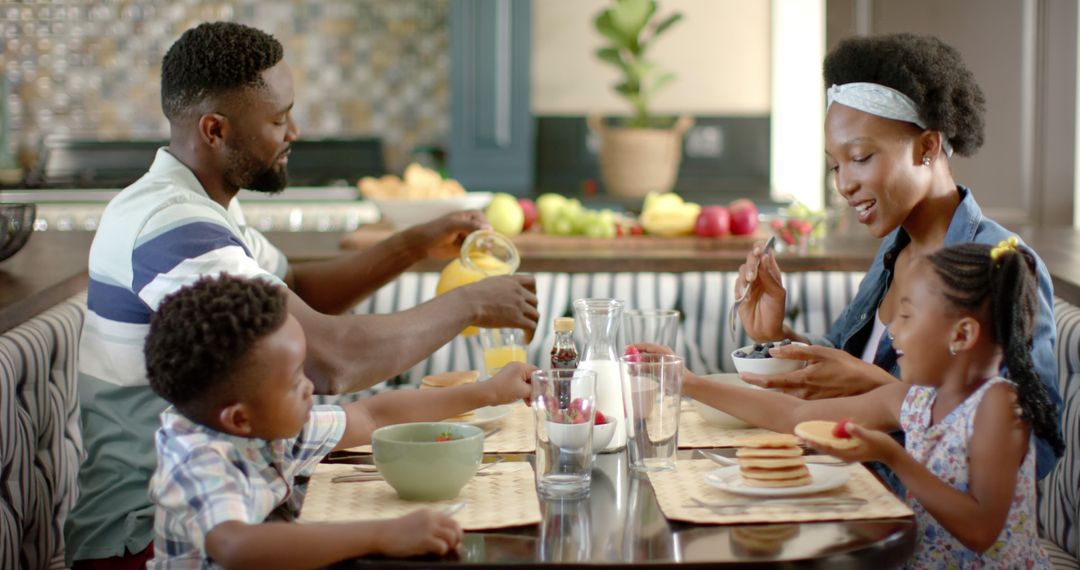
[730,339,808,376]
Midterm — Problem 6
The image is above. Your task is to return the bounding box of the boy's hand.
[375,509,463,557]
[486,361,537,406]
[804,423,903,465]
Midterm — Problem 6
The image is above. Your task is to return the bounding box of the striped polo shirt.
[65,149,289,562]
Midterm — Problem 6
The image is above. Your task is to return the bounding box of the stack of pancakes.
[420,370,479,422]
[735,433,811,487]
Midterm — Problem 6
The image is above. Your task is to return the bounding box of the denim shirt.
[819,186,1063,480]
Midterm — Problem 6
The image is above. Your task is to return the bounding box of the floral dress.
[899,377,1049,569]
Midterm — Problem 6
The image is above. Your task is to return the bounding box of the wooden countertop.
[4,225,1080,334]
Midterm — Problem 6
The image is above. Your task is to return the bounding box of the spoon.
[729,235,777,339]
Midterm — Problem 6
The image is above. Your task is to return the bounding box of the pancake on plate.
[420,370,480,421]
[735,433,808,488]
[794,420,861,450]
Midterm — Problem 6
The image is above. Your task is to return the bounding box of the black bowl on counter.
[0,203,36,262]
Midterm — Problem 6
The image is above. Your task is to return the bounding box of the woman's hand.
[739,344,895,399]
[804,423,904,465]
[735,241,788,341]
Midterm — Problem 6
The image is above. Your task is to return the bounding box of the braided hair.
[927,242,1064,455]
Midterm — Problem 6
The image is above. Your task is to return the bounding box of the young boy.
[143,274,535,569]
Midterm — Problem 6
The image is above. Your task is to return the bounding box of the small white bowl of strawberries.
[593,409,616,451]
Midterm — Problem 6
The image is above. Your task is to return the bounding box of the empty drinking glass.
[532,368,597,499]
[620,353,683,472]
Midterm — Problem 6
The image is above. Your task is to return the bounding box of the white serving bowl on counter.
[371,192,493,229]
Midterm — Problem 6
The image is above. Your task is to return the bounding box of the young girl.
[667,240,1064,567]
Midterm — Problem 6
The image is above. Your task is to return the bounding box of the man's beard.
[224,143,289,194]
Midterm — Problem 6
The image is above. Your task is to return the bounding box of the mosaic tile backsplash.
[0,0,450,174]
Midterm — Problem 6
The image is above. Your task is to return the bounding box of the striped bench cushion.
[0,294,86,570]
[1040,298,1080,562]
[349,270,865,380]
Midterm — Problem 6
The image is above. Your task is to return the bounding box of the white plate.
[446,404,511,428]
[703,464,850,497]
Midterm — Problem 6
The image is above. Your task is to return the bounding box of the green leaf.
[595,46,627,71]
[594,11,632,51]
[650,72,676,95]
[610,0,655,37]
[615,81,639,97]
[651,12,683,40]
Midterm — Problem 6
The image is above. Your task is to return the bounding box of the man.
[66,22,538,568]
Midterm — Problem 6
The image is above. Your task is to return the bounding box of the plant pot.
[588,115,693,199]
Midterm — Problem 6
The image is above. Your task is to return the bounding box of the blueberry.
[734,350,748,358]
[779,339,792,346]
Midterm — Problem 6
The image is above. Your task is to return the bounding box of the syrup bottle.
[550,317,579,369]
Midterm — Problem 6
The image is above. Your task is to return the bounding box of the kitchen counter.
[4,225,1080,334]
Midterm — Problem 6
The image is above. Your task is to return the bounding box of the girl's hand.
[740,344,893,399]
[486,361,537,406]
[804,423,903,465]
[628,342,675,356]
[375,509,463,557]
[735,241,788,341]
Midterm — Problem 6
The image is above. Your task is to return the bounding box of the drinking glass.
[621,308,680,349]
[620,353,683,472]
[532,368,597,499]
[478,327,527,377]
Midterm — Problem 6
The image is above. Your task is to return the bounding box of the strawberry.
[624,345,642,362]
[435,431,454,442]
[832,419,853,439]
[594,410,608,425]
[630,225,644,236]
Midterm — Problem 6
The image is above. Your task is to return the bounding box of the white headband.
[826,82,953,156]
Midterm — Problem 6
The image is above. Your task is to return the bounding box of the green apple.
[485,193,525,236]
[536,193,568,224]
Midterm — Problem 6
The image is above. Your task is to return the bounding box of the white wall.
[531,0,771,116]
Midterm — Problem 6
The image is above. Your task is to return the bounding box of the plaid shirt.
[147,405,346,569]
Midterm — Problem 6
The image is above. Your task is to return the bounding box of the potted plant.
[588,0,692,199]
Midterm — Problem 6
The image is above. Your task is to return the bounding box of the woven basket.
[588,115,693,199]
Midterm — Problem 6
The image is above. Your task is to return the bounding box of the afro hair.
[145,274,288,421]
[824,33,986,156]
[161,21,283,120]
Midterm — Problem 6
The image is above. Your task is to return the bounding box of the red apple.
[518,198,538,231]
[693,205,730,237]
[728,199,759,236]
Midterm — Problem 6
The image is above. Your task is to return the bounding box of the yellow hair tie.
[990,235,1020,262]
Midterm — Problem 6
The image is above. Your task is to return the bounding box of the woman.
[733,33,1062,479]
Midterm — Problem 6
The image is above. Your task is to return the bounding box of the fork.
[729,235,777,339]
[689,495,866,513]
[333,458,504,483]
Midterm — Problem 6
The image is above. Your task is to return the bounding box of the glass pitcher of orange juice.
[435,230,520,336]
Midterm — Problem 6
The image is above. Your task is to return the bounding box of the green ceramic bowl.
[372,422,484,501]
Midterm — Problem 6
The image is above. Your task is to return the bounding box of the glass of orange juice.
[435,230,520,336]
[479,327,527,377]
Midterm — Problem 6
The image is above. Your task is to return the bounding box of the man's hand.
[403,210,489,261]
[374,509,462,557]
[454,274,539,340]
[739,344,893,399]
[486,361,538,406]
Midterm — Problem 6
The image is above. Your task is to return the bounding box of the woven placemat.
[342,402,536,455]
[649,459,913,525]
[299,462,541,530]
[677,401,774,448]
